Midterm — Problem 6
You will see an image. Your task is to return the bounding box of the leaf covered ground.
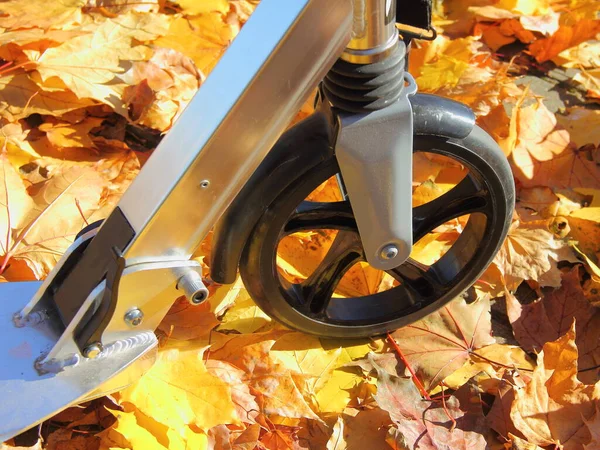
[1,0,600,449]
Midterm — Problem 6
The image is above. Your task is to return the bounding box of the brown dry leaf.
[506,268,600,383]
[390,296,495,390]
[509,324,600,449]
[213,338,322,421]
[488,373,529,441]
[156,295,220,341]
[529,20,600,62]
[370,354,487,450]
[122,79,155,122]
[493,219,576,289]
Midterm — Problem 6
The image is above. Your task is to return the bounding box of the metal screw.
[177,270,209,305]
[380,244,399,260]
[83,343,103,359]
[200,180,210,188]
[124,308,144,327]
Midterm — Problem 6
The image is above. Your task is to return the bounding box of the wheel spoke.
[386,258,444,300]
[284,200,356,235]
[413,175,489,241]
[299,230,363,315]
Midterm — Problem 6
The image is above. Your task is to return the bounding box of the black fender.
[210,112,335,284]
[209,94,475,284]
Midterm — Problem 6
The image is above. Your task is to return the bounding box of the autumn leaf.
[506,268,600,383]
[509,324,600,449]
[389,296,495,390]
[39,117,103,148]
[493,219,577,289]
[156,296,220,341]
[36,13,171,110]
[0,73,95,121]
[529,19,600,62]
[153,14,235,75]
[205,359,260,424]
[499,98,571,183]
[212,338,322,421]
[370,354,487,449]
[0,0,85,30]
[119,343,240,432]
[0,158,107,280]
[326,417,346,450]
[174,0,230,16]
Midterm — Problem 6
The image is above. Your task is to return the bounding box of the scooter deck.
[0,281,156,442]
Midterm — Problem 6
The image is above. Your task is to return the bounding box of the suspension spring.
[322,41,407,114]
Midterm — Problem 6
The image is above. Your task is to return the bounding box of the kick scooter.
[0,0,514,441]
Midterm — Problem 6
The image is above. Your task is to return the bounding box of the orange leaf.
[390,296,495,390]
[529,19,600,62]
[509,325,600,449]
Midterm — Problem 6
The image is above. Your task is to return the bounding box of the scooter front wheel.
[239,126,514,338]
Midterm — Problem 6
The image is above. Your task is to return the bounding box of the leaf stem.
[439,382,456,431]
[386,333,431,400]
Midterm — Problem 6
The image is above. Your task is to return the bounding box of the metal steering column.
[328,0,415,270]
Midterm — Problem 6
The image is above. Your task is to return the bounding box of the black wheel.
[239,126,514,338]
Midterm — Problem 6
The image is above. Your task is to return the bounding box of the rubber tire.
[239,126,514,338]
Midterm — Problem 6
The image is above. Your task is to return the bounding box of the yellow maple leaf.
[417,55,470,92]
[36,13,171,110]
[119,343,240,432]
[218,278,271,334]
[154,14,234,75]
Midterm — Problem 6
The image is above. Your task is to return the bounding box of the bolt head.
[83,343,103,359]
[380,244,399,260]
[124,308,144,327]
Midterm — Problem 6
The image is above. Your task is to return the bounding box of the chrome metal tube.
[342,0,398,63]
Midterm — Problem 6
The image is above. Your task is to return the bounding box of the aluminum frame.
[0,0,354,440]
